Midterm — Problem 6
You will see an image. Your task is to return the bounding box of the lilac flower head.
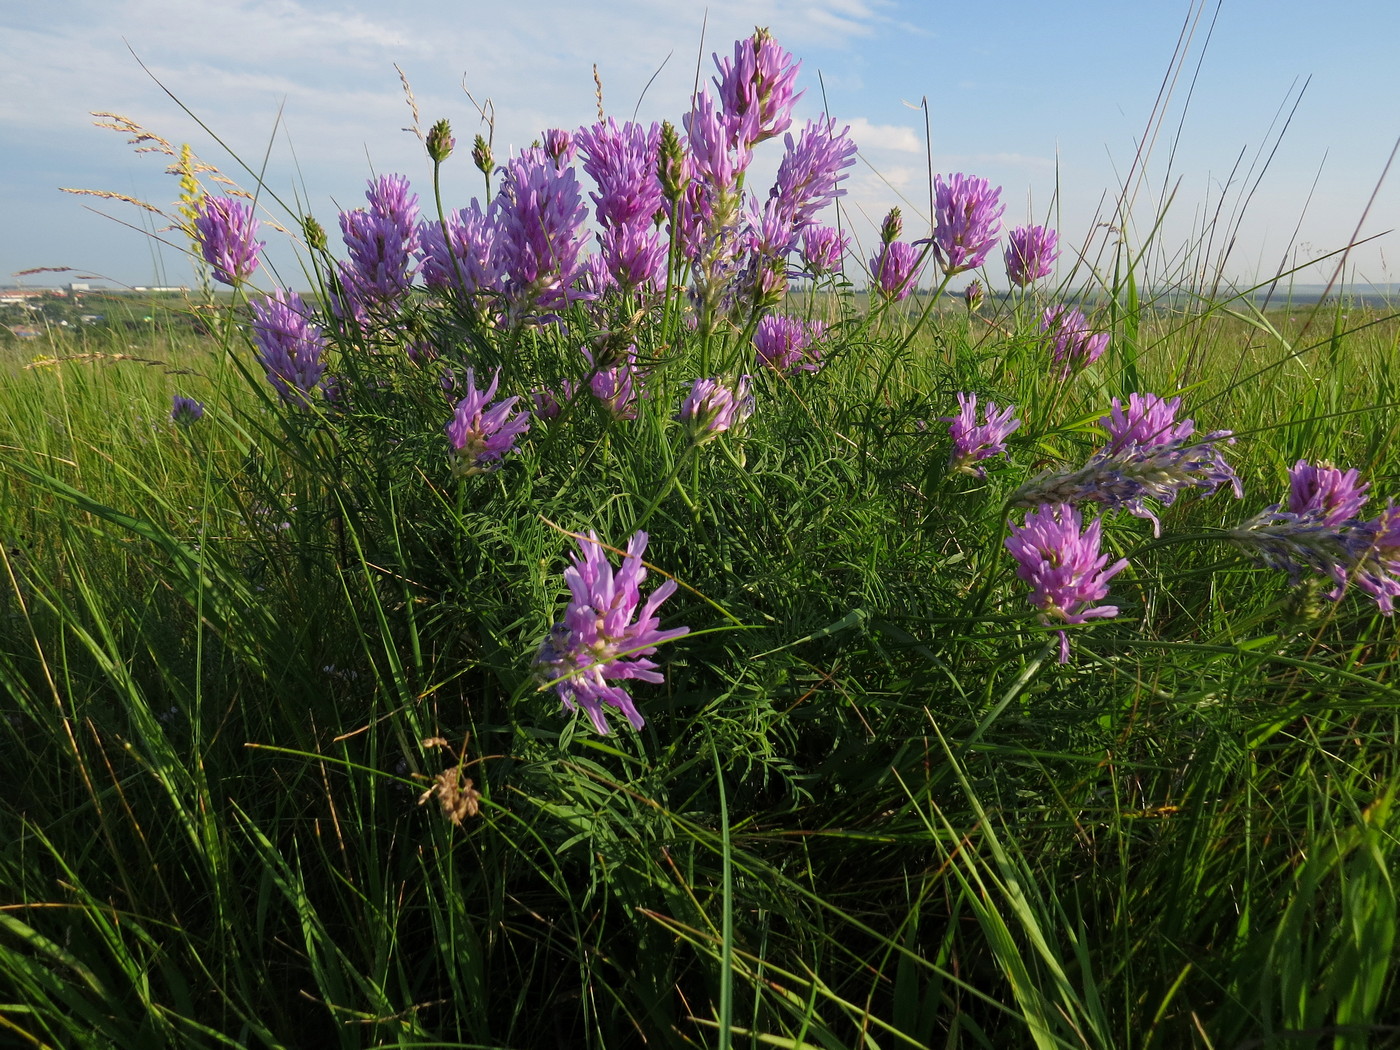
[416,201,500,295]
[1287,460,1369,525]
[335,174,421,317]
[531,387,562,420]
[683,90,752,192]
[1353,506,1400,612]
[768,119,857,232]
[712,28,802,149]
[194,196,264,286]
[754,315,826,373]
[870,240,924,301]
[800,224,848,276]
[585,347,644,419]
[1004,224,1059,287]
[533,530,690,734]
[1011,425,1241,537]
[574,119,664,230]
[1101,393,1196,453]
[1005,503,1129,663]
[679,375,755,443]
[445,367,531,476]
[1041,305,1109,376]
[931,174,1005,275]
[944,393,1020,476]
[542,128,576,166]
[250,289,328,407]
[170,394,204,425]
[963,280,985,311]
[597,222,667,293]
[493,151,590,319]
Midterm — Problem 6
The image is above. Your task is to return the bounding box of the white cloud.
[841,117,923,154]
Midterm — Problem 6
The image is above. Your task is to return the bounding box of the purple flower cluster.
[1004,224,1058,287]
[711,28,802,150]
[194,196,264,286]
[1041,305,1109,375]
[584,347,645,420]
[250,290,329,407]
[493,151,591,319]
[170,394,205,425]
[753,315,827,373]
[679,375,755,443]
[800,224,848,276]
[1229,459,1400,612]
[444,367,531,476]
[575,119,668,292]
[931,174,1004,275]
[1012,392,1240,535]
[533,530,689,734]
[870,241,924,301]
[334,175,421,321]
[1005,504,1129,663]
[944,393,1020,476]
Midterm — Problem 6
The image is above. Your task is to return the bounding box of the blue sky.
[3,0,1398,291]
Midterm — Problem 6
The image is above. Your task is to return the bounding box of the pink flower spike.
[534,530,689,734]
[1005,504,1128,662]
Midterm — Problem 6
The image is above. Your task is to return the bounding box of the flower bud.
[426,118,455,164]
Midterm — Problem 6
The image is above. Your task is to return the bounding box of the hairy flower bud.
[472,134,494,177]
[426,118,455,164]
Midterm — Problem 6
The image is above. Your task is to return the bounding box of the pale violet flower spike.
[194,196,264,286]
[1005,503,1128,663]
[679,376,755,443]
[930,173,1005,275]
[944,393,1020,476]
[445,367,531,476]
[1003,224,1058,287]
[534,530,690,734]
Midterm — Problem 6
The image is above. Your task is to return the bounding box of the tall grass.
[3,26,1399,1050]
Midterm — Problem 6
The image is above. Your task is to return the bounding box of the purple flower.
[531,387,562,420]
[250,289,328,406]
[585,347,644,419]
[712,28,802,149]
[334,174,421,320]
[963,280,985,311]
[597,222,668,293]
[542,128,576,166]
[1005,504,1129,663]
[1287,460,1369,525]
[870,240,923,301]
[679,375,755,443]
[533,530,689,734]
[1011,430,1241,536]
[768,119,857,232]
[1004,224,1058,287]
[417,201,500,296]
[1041,305,1109,375]
[574,119,664,231]
[1101,393,1196,453]
[683,90,751,192]
[493,151,590,319]
[170,394,204,425]
[1353,507,1400,612]
[445,367,531,476]
[944,393,1020,476]
[194,196,264,286]
[800,225,848,276]
[931,174,1005,275]
[754,315,826,373]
